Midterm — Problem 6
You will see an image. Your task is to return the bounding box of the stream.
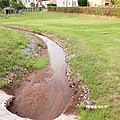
[4,34,72,120]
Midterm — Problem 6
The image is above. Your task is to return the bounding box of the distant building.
[21,0,41,8]
[21,0,78,8]
[42,1,51,8]
[50,0,78,7]
[88,0,112,7]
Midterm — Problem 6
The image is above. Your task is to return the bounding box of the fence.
[22,7,42,13]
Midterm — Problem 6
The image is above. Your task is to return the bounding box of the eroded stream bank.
[6,33,73,120]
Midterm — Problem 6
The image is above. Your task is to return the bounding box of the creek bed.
[5,34,72,120]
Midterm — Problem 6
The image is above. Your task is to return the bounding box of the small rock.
[33,83,41,89]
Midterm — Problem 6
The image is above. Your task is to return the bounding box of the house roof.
[4,8,15,10]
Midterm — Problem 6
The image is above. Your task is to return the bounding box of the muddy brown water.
[7,34,72,120]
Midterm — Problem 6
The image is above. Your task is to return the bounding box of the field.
[0,12,120,119]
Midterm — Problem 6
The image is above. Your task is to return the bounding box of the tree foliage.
[10,0,25,10]
[0,0,9,8]
[0,0,25,10]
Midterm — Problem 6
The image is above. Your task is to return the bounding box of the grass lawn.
[0,12,120,120]
[0,26,48,88]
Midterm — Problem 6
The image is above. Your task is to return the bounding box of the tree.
[0,1,4,8]
[0,0,9,8]
[78,0,87,6]
[10,0,25,10]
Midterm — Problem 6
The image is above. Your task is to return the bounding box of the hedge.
[48,7,120,17]
[47,3,57,7]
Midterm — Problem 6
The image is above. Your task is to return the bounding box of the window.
[105,3,109,6]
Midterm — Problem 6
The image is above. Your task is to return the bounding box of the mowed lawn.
[0,12,120,119]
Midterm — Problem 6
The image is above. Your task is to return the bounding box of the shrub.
[0,0,9,8]
[47,3,57,7]
[10,0,25,10]
[48,7,120,18]
[0,8,1,11]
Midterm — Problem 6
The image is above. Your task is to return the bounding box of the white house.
[21,0,41,8]
[88,0,112,7]
[50,0,78,7]
[21,0,78,8]
[42,1,51,8]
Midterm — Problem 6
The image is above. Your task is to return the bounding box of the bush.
[0,0,9,8]
[47,3,57,7]
[48,7,120,18]
[10,0,25,10]
[0,1,4,9]
[0,7,2,12]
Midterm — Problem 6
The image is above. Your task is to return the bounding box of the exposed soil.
[7,66,56,120]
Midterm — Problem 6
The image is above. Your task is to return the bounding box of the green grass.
[24,56,48,70]
[80,108,118,120]
[0,12,120,119]
[0,26,48,87]
[0,81,8,88]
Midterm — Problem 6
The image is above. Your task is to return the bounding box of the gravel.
[23,37,40,59]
